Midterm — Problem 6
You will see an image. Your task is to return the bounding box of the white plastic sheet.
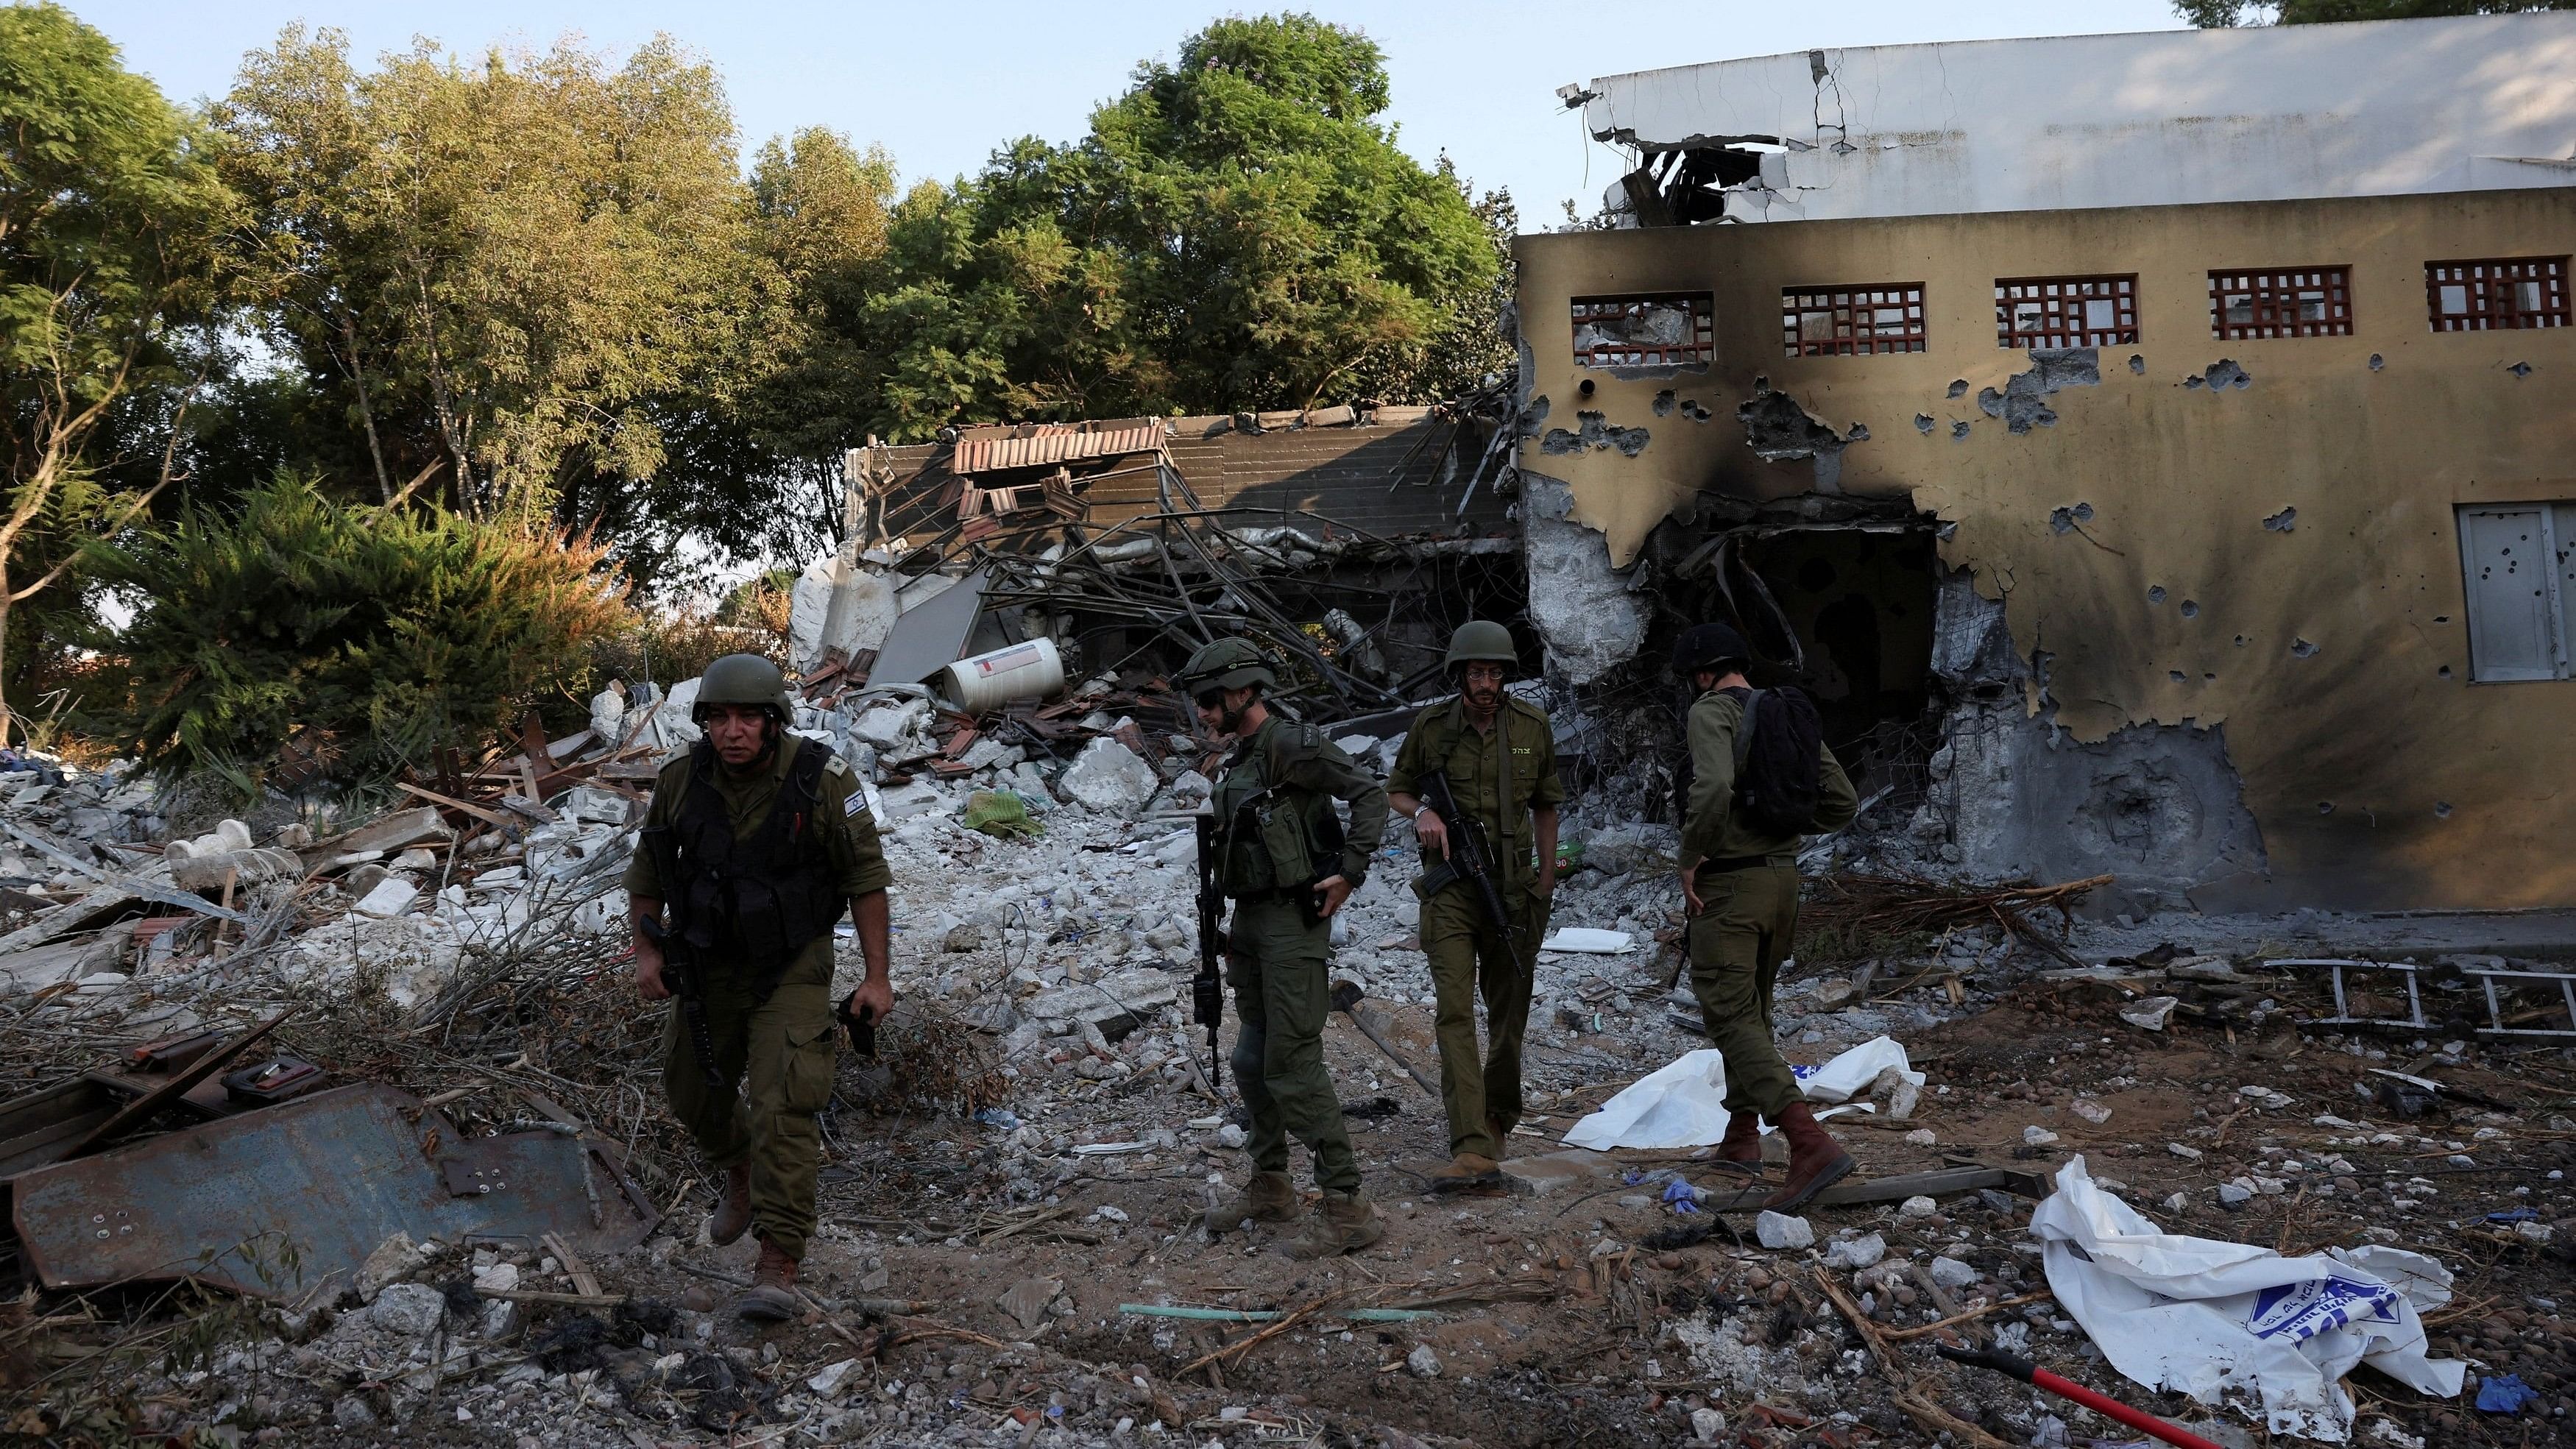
[1538,928,1634,954]
[2028,1157,2465,1442]
[1560,1035,1925,1150]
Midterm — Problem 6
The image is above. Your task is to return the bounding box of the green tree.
[213,27,777,521]
[102,472,628,789]
[823,13,1504,441]
[562,129,902,586]
[2178,0,2575,24]
[0,1,233,743]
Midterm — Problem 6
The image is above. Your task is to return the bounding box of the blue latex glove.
[2478,1375,2541,1414]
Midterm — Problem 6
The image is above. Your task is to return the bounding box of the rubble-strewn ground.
[7,749,2576,1449]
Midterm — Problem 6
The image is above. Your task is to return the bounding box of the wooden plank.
[1703,1165,2047,1215]
[394,782,515,831]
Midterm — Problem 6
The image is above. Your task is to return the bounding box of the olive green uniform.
[623,737,891,1261]
[1680,690,1858,1119]
[1211,716,1389,1194]
[1387,696,1563,1161]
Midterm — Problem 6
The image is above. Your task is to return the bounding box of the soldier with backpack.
[1674,622,1861,1210]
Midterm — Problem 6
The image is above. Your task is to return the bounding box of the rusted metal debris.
[10,1082,657,1300]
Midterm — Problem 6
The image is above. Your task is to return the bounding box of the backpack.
[1726,686,1824,837]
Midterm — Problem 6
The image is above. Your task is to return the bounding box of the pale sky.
[74,0,2190,226]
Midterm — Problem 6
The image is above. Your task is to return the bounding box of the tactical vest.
[669,737,843,986]
[1211,723,1343,899]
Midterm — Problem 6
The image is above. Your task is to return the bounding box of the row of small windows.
[1565,258,2569,367]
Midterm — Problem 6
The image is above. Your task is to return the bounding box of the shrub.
[103,473,628,790]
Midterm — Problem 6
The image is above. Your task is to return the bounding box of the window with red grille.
[1996,275,2138,348]
[1781,284,1926,357]
[2427,258,2570,331]
[1569,293,1715,368]
[2209,268,2352,339]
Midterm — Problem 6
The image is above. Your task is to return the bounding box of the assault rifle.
[1192,813,1226,1088]
[1415,770,1517,951]
[638,826,723,1091]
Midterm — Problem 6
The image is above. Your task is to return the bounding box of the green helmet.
[693,653,794,724]
[1178,638,1276,698]
[1444,620,1518,676]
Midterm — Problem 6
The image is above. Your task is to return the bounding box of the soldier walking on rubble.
[626,653,894,1319]
[1183,638,1391,1258]
[1674,623,1861,1210]
[1387,621,1563,1191]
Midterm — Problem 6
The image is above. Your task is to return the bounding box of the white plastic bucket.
[936,637,1066,712]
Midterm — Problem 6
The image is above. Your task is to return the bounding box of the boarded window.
[2209,267,2352,339]
[2427,257,2571,331]
[2456,503,2576,682]
[1781,284,1927,357]
[1996,275,2139,348]
[1570,293,1715,369]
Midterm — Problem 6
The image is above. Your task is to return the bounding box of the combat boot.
[1206,1172,1298,1233]
[1713,1111,1764,1177]
[1485,1114,1512,1161]
[1760,1102,1855,1211]
[734,1240,801,1322]
[1284,1189,1384,1259]
[707,1163,754,1247]
[1426,1152,1500,1192]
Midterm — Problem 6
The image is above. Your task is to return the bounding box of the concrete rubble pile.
[7,699,2570,1449]
[4,631,2568,1449]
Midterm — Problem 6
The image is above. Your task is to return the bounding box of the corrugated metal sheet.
[951,418,1167,475]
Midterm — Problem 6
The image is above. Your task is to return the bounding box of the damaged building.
[796,403,1526,726]
[1518,11,2576,914]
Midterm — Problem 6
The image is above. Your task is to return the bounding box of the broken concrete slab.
[1023,967,1182,1036]
[352,877,421,918]
[307,807,450,867]
[1498,1147,1621,1197]
[1057,737,1158,814]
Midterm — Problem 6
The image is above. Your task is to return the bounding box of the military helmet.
[1443,620,1518,676]
[1178,638,1277,700]
[693,653,795,724]
[1671,622,1751,678]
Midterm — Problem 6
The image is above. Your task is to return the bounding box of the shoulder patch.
[824,755,852,779]
[843,790,871,819]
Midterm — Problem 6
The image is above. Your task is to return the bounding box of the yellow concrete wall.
[1516,189,2576,907]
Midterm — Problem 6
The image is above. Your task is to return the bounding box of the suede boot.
[1760,1102,1855,1211]
[1427,1152,1500,1192]
[733,1239,801,1322]
[1714,1110,1765,1177]
[1485,1113,1512,1161]
[1207,1172,1299,1233]
[1284,1189,1384,1259]
[707,1163,754,1247]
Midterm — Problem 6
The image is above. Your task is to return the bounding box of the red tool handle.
[1938,1345,2223,1449]
[2032,1367,2223,1449]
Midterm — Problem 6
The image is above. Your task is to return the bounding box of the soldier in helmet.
[1387,620,1563,1188]
[625,653,894,1319]
[1673,622,1859,1210]
[1182,637,1391,1257]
